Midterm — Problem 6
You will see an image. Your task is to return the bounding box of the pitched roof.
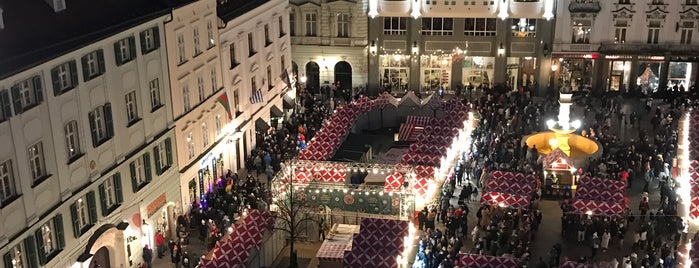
[217,0,270,22]
[0,0,194,80]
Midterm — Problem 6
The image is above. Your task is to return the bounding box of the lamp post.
[550,62,559,90]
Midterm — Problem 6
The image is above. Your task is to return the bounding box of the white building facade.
[0,9,181,268]
[552,0,699,93]
[164,0,229,213]
[289,0,369,98]
[217,0,293,182]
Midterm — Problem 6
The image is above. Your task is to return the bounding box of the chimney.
[0,7,4,30]
[44,0,66,12]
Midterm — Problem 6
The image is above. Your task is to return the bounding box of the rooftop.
[0,0,193,80]
[217,0,270,22]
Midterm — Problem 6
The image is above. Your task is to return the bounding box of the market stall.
[571,176,627,217]
[315,224,360,268]
[341,218,410,268]
[455,253,522,268]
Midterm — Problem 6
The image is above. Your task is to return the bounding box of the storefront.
[379,54,410,93]
[462,56,494,88]
[636,56,664,94]
[606,55,633,92]
[551,54,597,92]
[507,57,538,89]
[419,54,452,92]
[667,61,697,90]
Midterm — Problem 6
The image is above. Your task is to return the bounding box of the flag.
[216,92,233,120]
[250,88,263,104]
[280,68,291,89]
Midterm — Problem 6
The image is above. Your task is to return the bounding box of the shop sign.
[147,193,167,217]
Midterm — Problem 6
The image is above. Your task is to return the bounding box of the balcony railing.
[599,42,699,54]
[568,2,601,12]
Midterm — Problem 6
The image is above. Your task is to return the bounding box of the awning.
[270,105,284,118]
[283,94,295,109]
[255,118,271,133]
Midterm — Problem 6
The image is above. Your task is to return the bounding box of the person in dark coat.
[142,245,153,268]
[171,243,181,266]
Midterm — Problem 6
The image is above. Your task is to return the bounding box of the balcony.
[568,2,601,13]
[599,42,699,55]
[510,0,544,18]
[379,0,411,16]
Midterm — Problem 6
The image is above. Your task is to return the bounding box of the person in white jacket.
[601,231,611,252]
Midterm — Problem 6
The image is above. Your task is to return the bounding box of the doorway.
[305,62,320,95]
[89,247,110,268]
[334,61,352,100]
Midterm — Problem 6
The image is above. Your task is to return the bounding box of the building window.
[64,121,82,161]
[114,36,136,65]
[129,153,151,192]
[512,18,537,37]
[0,89,13,122]
[28,142,46,183]
[88,104,114,147]
[193,27,201,55]
[11,76,43,114]
[337,14,350,37]
[183,84,191,112]
[37,218,63,264]
[51,61,79,95]
[264,24,272,46]
[618,0,630,3]
[202,124,209,147]
[125,91,139,125]
[0,160,16,204]
[267,65,273,90]
[71,192,96,237]
[281,55,286,74]
[80,50,105,81]
[647,21,661,44]
[421,17,454,36]
[154,138,172,174]
[614,20,627,43]
[279,16,285,37]
[215,114,222,137]
[99,173,122,216]
[140,27,160,54]
[177,33,186,63]
[681,21,694,44]
[384,17,407,35]
[572,20,591,43]
[464,18,496,36]
[229,44,238,68]
[187,133,195,159]
[290,13,295,36]
[207,20,215,48]
[211,67,218,92]
[6,244,23,268]
[305,13,317,36]
[651,0,663,4]
[248,32,256,56]
[688,0,698,5]
[149,78,162,111]
[233,90,240,113]
[197,76,205,102]
[251,77,257,93]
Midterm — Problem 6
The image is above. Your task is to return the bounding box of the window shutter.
[10,85,22,114]
[3,253,12,268]
[51,68,61,96]
[98,183,108,216]
[153,27,161,50]
[129,36,137,61]
[32,76,43,103]
[54,214,65,249]
[144,153,152,182]
[153,145,161,174]
[24,235,38,268]
[0,90,12,119]
[69,61,79,88]
[88,111,98,147]
[130,162,138,192]
[104,103,114,138]
[114,41,123,66]
[114,173,123,204]
[97,49,105,74]
[81,56,89,81]
[34,229,46,265]
[70,204,79,238]
[165,137,173,166]
[86,191,97,224]
[140,31,147,54]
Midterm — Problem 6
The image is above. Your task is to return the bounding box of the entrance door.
[89,247,110,268]
[305,62,320,95]
[334,61,352,100]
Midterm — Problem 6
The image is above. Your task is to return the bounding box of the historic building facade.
[552,0,699,93]
[217,0,293,190]
[289,0,369,98]
[365,0,558,96]
[0,1,184,267]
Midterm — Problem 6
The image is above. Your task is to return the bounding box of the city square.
[1,0,699,268]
